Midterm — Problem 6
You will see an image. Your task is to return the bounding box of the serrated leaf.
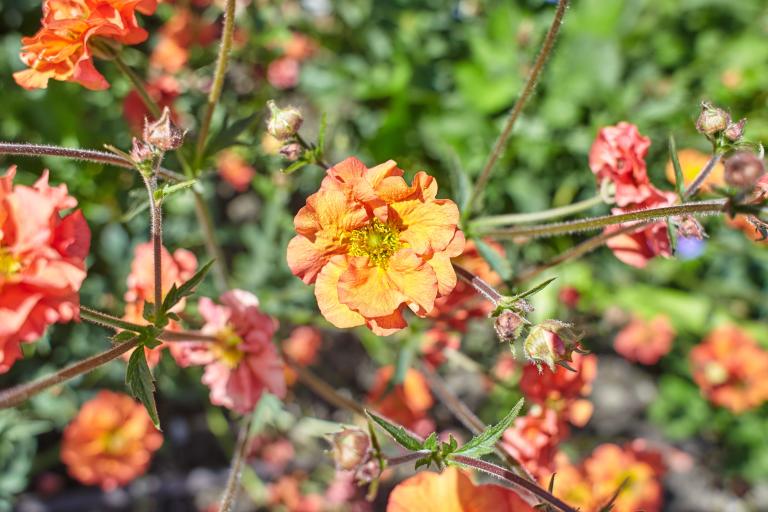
[366,411,422,452]
[474,238,511,280]
[112,331,136,343]
[161,260,214,312]
[513,277,557,300]
[423,432,438,451]
[668,134,686,201]
[126,349,160,429]
[451,398,524,459]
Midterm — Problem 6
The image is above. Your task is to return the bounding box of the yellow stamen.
[213,326,245,368]
[0,249,21,279]
[347,219,402,267]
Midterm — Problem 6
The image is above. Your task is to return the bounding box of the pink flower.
[614,315,675,365]
[0,167,90,373]
[267,57,300,89]
[175,290,286,414]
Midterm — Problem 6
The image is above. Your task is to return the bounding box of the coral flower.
[0,167,90,373]
[613,314,675,365]
[174,290,286,414]
[123,75,180,133]
[690,325,768,413]
[14,0,158,90]
[149,7,218,73]
[502,406,566,479]
[216,150,256,192]
[387,467,534,512]
[267,57,301,89]
[665,148,724,192]
[282,326,323,385]
[61,391,162,490]
[287,157,465,335]
[367,366,434,438]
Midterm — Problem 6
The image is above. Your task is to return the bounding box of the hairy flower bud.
[696,102,730,136]
[724,151,765,189]
[279,142,303,161]
[266,100,303,140]
[130,137,154,165]
[523,320,583,372]
[143,107,186,151]
[724,118,746,142]
[494,310,526,342]
[675,215,706,240]
[329,428,371,471]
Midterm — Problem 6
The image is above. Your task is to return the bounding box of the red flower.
[367,366,434,438]
[216,150,256,192]
[149,8,218,73]
[502,407,566,478]
[0,168,90,373]
[123,76,180,133]
[614,314,675,365]
[267,57,300,89]
[420,327,460,367]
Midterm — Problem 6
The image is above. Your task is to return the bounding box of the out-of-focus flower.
[123,75,180,134]
[216,150,256,192]
[287,157,465,335]
[664,148,724,193]
[248,435,295,475]
[676,236,707,260]
[429,239,503,332]
[502,406,566,479]
[726,214,768,243]
[558,286,580,309]
[268,472,325,512]
[420,327,460,367]
[387,466,534,512]
[282,326,322,385]
[613,314,675,365]
[690,325,768,413]
[61,391,162,490]
[150,7,218,73]
[491,352,518,383]
[178,291,284,413]
[267,57,301,89]
[271,32,317,61]
[15,0,158,90]
[367,366,434,437]
[0,168,90,373]
[723,151,765,189]
[329,427,371,471]
[520,353,597,427]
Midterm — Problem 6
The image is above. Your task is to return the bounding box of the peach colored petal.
[391,197,460,254]
[314,255,365,328]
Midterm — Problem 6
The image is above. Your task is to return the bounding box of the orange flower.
[14,0,157,90]
[665,148,724,192]
[216,150,256,192]
[690,325,768,413]
[61,390,162,490]
[502,406,566,479]
[149,7,218,73]
[287,157,465,335]
[613,314,675,365]
[726,214,768,243]
[387,467,534,512]
[0,167,90,373]
[367,366,434,438]
[282,326,323,385]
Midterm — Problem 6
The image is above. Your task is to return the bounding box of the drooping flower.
[216,150,256,192]
[282,326,323,385]
[287,157,465,335]
[502,406,566,479]
[690,325,768,413]
[173,290,285,414]
[123,75,180,134]
[0,167,90,373]
[367,366,434,438]
[387,467,535,512]
[664,148,724,192]
[61,391,162,490]
[613,314,675,365]
[14,0,158,90]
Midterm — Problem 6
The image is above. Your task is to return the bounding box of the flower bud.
[523,320,583,372]
[724,118,746,142]
[675,215,706,240]
[724,151,765,189]
[143,107,186,151]
[494,311,526,342]
[130,137,154,165]
[266,100,303,140]
[696,102,729,136]
[329,428,371,471]
[279,142,303,161]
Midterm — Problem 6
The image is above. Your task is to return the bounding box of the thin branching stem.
[453,263,503,304]
[467,0,569,214]
[218,414,253,512]
[684,153,722,199]
[192,191,229,292]
[80,306,218,342]
[472,194,604,228]
[387,450,431,468]
[480,200,727,239]
[111,52,161,118]
[283,354,366,415]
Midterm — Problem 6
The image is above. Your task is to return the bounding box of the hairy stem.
[684,153,722,199]
[195,0,237,168]
[80,306,218,342]
[480,200,726,239]
[451,455,577,512]
[283,354,365,415]
[472,194,604,228]
[218,414,253,512]
[139,169,164,322]
[0,338,140,409]
[387,450,432,468]
[453,263,503,304]
[467,0,569,214]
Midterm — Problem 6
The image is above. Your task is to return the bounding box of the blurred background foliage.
[1,0,768,509]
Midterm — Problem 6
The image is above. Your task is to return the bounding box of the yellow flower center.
[0,248,21,279]
[101,430,128,456]
[347,219,402,267]
[213,326,245,368]
[704,361,729,385]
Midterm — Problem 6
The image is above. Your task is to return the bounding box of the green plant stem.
[139,169,164,322]
[453,263,503,304]
[296,133,330,169]
[472,195,605,228]
[466,0,569,215]
[79,306,218,342]
[684,153,722,199]
[192,190,229,292]
[451,455,577,512]
[0,337,140,409]
[218,414,253,512]
[195,0,237,168]
[480,200,727,239]
[387,450,432,468]
[283,353,366,415]
[112,52,161,118]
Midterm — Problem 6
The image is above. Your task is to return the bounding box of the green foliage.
[126,348,160,429]
[452,398,524,459]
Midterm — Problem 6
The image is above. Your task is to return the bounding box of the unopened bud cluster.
[131,107,186,171]
[267,100,303,141]
[328,427,378,482]
[695,102,746,143]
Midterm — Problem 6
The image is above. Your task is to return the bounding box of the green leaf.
[282,160,308,174]
[474,238,512,281]
[451,398,524,459]
[669,134,686,200]
[112,331,136,343]
[157,179,198,202]
[513,277,557,300]
[205,114,258,157]
[366,411,423,452]
[161,259,214,312]
[126,349,160,429]
[317,112,328,158]
[423,432,438,451]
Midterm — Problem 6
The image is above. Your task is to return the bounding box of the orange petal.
[286,234,337,284]
[314,255,365,328]
[391,198,460,254]
[366,308,408,336]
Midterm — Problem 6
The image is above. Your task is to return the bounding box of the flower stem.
[453,263,503,304]
[451,455,577,512]
[684,153,723,199]
[192,190,229,292]
[480,200,727,239]
[471,195,605,228]
[387,450,432,468]
[466,0,569,215]
[80,306,218,342]
[296,133,331,169]
[0,337,140,409]
[111,51,161,118]
[139,166,164,323]
[283,353,365,415]
[195,0,237,169]
[218,414,253,512]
